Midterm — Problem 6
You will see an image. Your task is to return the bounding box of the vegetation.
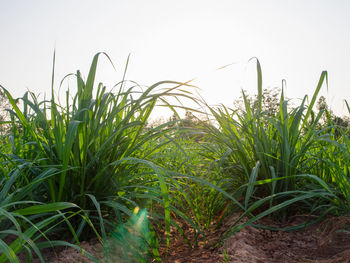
[1,53,350,262]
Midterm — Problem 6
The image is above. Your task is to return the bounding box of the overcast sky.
[1,0,350,117]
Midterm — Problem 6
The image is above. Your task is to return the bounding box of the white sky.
[1,0,350,117]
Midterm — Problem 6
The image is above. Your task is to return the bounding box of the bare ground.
[39,215,350,263]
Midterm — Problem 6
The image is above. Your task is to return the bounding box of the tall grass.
[0,151,96,263]
[202,60,346,223]
[2,53,350,261]
[1,52,205,260]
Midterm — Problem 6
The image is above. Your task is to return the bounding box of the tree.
[0,89,11,136]
[234,87,282,117]
[316,96,350,138]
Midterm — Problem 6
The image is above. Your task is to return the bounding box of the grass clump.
[0,53,203,261]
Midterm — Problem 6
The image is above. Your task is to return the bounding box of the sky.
[1,0,350,118]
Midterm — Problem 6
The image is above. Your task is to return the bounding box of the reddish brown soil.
[40,215,350,262]
[222,217,350,263]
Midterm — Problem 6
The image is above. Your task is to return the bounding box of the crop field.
[1,53,350,262]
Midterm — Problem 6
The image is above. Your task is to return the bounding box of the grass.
[0,155,94,263]
[1,53,350,262]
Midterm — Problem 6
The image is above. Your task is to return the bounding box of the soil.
[33,215,350,263]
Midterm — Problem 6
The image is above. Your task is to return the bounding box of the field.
[1,53,350,262]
